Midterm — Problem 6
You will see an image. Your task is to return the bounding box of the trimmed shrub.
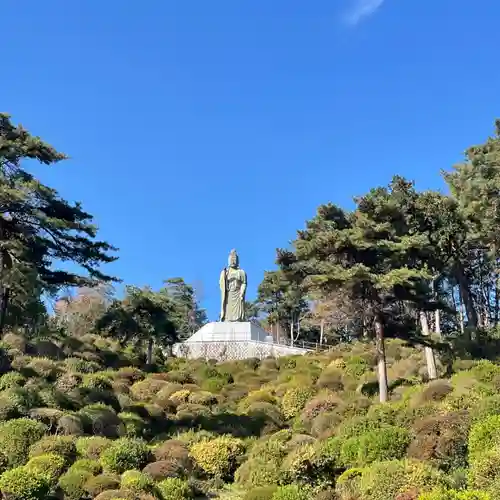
[281,387,315,419]
[316,368,344,392]
[189,435,245,478]
[354,459,447,500]
[76,436,112,460]
[418,491,492,500]
[27,357,60,380]
[0,466,50,500]
[408,411,469,471]
[154,439,192,468]
[156,477,192,500]
[468,448,500,491]
[120,469,154,493]
[69,458,102,475]
[57,413,86,436]
[130,379,168,402]
[0,372,26,391]
[272,484,311,500]
[84,473,120,497]
[143,459,183,480]
[29,435,77,465]
[25,453,66,485]
[119,412,147,438]
[469,415,500,458]
[79,403,124,438]
[340,426,412,467]
[59,469,94,500]
[0,418,46,467]
[300,391,343,422]
[244,486,278,500]
[188,391,218,406]
[101,438,152,474]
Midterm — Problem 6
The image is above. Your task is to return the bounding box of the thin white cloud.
[344,0,385,26]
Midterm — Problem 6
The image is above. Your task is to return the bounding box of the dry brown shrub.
[130,378,168,402]
[142,459,183,480]
[153,439,191,466]
[407,411,469,470]
[94,490,135,500]
[417,380,453,404]
[316,369,344,392]
[301,391,343,422]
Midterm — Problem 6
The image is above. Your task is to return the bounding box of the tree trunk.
[146,338,154,364]
[419,311,437,380]
[320,319,324,345]
[290,319,294,347]
[374,314,388,403]
[455,265,478,328]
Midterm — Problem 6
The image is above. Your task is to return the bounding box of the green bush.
[189,435,245,478]
[243,486,278,500]
[419,490,492,499]
[469,415,500,458]
[0,418,46,466]
[79,403,124,438]
[119,411,147,438]
[340,426,411,467]
[101,438,151,474]
[0,466,51,500]
[281,387,315,419]
[0,372,26,391]
[120,469,154,493]
[84,473,120,497]
[57,413,85,435]
[468,448,500,491]
[58,469,93,500]
[29,435,77,465]
[351,459,447,500]
[271,484,311,500]
[68,458,102,475]
[156,477,192,499]
[76,436,112,459]
[25,453,66,485]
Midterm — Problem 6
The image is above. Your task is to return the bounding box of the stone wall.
[172,340,310,361]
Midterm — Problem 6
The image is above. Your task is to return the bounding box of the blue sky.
[1,0,499,321]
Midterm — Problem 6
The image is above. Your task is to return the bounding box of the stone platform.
[172,321,311,361]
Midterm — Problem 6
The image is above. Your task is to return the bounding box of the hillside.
[0,332,495,500]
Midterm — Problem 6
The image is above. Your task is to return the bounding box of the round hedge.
[0,466,51,500]
[101,438,152,474]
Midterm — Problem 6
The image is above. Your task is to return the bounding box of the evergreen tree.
[0,113,118,333]
[96,285,177,364]
[163,277,207,340]
[294,189,435,401]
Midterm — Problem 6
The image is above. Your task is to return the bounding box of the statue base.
[184,321,270,343]
[172,321,311,361]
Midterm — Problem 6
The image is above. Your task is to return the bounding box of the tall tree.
[0,113,118,333]
[96,285,177,364]
[163,277,207,340]
[294,191,436,401]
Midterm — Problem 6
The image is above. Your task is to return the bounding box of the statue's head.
[228,249,239,268]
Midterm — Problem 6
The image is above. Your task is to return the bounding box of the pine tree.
[0,113,118,332]
[96,285,178,363]
[294,188,435,401]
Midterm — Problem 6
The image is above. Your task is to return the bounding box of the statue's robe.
[219,266,247,321]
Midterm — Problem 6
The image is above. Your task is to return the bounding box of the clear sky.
[2,1,499,320]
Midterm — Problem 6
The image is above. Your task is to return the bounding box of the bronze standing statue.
[219,249,247,322]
